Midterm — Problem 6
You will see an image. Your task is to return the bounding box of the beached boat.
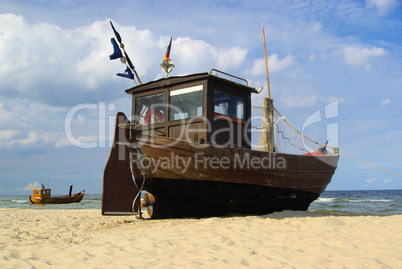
[102,71,339,218]
[29,185,85,204]
[102,23,339,218]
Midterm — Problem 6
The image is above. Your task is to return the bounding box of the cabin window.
[169,85,203,121]
[214,91,244,119]
[135,93,166,125]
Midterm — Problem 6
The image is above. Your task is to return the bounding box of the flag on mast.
[108,21,142,84]
[109,38,123,60]
[160,37,175,77]
[164,37,172,60]
[110,21,122,44]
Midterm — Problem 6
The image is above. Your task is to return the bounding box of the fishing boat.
[102,22,339,218]
[29,185,85,204]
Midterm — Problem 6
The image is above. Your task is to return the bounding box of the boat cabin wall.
[129,75,252,149]
[208,77,252,148]
[131,79,208,145]
[32,188,51,199]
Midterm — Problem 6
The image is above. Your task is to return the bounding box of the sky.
[0,0,401,194]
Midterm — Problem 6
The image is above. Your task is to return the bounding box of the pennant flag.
[108,20,142,85]
[110,21,122,44]
[163,37,172,60]
[109,38,123,60]
[116,67,134,80]
[124,51,135,70]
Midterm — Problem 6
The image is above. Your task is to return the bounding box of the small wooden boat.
[101,23,339,218]
[29,185,85,204]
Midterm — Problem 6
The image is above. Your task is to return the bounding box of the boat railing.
[210,69,248,86]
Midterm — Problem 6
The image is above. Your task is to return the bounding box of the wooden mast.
[262,24,271,98]
[260,24,275,152]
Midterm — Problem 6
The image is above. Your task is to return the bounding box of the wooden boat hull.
[138,178,323,219]
[29,191,85,204]
[130,135,339,219]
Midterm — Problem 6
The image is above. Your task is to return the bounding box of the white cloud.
[365,178,393,187]
[24,181,40,191]
[55,137,71,148]
[77,114,86,124]
[380,99,391,106]
[0,130,71,150]
[19,131,39,145]
[250,54,295,76]
[280,95,317,107]
[0,16,158,102]
[0,15,250,104]
[0,103,12,124]
[342,46,386,69]
[0,129,17,139]
[76,135,98,143]
[172,37,247,75]
[366,0,400,15]
[0,99,72,149]
[365,178,376,186]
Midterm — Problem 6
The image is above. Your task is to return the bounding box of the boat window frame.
[168,85,204,121]
[134,92,167,125]
[213,90,245,120]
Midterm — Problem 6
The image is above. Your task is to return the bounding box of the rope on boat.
[132,176,146,218]
[272,106,334,149]
[252,106,402,178]
[338,152,402,178]
[133,146,147,175]
[132,146,148,218]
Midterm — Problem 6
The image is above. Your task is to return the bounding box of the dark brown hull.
[137,177,322,219]
[130,135,338,218]
[29,191,85,204]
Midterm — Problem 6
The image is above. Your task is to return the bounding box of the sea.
[0,190,400,216]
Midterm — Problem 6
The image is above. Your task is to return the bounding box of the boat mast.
[262,24,271,99]
[260,24,275,152]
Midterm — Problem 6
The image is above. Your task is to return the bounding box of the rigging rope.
[338,152,402,178]
[252,105,402,178]
[132,146,148,218]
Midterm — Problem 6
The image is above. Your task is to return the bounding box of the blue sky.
[0,0,401,194]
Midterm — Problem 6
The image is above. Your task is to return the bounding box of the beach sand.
[0,209,400,268]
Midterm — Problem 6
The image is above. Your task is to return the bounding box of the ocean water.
[0,190,400,216]
[309,190,401,216]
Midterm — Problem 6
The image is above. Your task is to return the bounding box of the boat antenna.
[109,21,142,85]
[160,37,175,78]
[221,43,227,72]
[262,23,271,98]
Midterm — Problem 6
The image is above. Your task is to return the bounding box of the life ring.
[144,107,164,124]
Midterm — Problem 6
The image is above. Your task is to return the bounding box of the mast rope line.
[252,106,402,178]
[337,152,402,178]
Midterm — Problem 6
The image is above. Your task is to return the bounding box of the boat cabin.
[126,71,258,149]
[31,188,51,199]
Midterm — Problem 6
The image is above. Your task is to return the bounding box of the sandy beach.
[0,209,400,268]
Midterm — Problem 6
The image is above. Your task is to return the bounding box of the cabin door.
[212,90,247,148]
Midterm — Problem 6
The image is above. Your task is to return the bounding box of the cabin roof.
[125,72,258,95]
